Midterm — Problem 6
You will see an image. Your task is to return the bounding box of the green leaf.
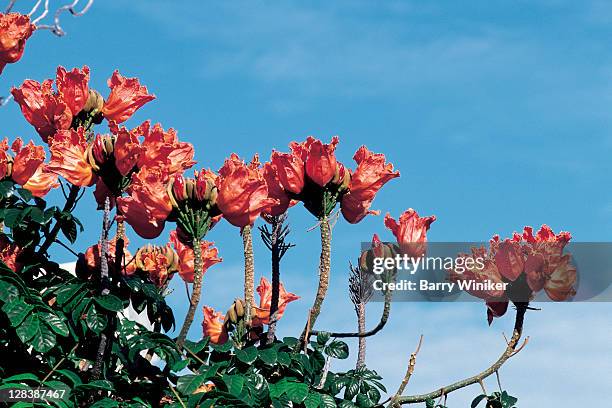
[177,373,208,395]
[95,294,123,312]
[60,217,78,243]
[304,392,321,408]
[236,346,258,364]
[41,312,69,337]
[56,283,85,306]
[319,394,337,408]
[283,382,308,404]
[17,188,33,202]
[3,208,22,228]
[223,374,245,396]
[258,347,278,365]
[277,351,291,367]
[317,331,331,345]
[91,398,119,408]
[56,369,82,386]
[28,322,56,353]
[2,297,34,326]
[16,313,39,342]
[282,337,299,347]
[2,373,40,383]
[0,180,15,198]
[471,394,487,408]
[343,379,359,400]
[85,305,107,334]
[325,340,349,359]
[0,280,19,302]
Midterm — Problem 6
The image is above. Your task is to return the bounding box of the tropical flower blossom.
[384,209,436,258]
[0,13,35,75]
[202,306,228,344]
[169,229,222,283]
[341,146,400,224]
[271,150,305,194]
[47,127,95,187]
[101,70,155,123]
[290,136,339,187]
[0,234,22,271]
[84,235,136,277]
[11,66,90,142]
[261,161,291,217]
[252,276,299,326]
[216,154,278,227]
[134,243,179,287]
[137,122,195,174]
[117,166,173,239]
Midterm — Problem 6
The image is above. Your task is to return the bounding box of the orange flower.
[253,277,299,326]
[47,127,95,186]
[116,167,172,238]
[0,234,22,271]
[169,230,221,283]
[341,146,399,224]
[262,161,291,217]
[137,122,195,175]
[0,13,35,75]
[12,79,72,142]
[543,255,576,301]
[384,209,436,258]
[216,154,278,227]
[134,244,179,287]
[11,66,90,142]
[10,138,45,185]
[84,236,136,276]
[55,66,90,115]
[111,124,142,176]
[22,164,59,198]
[102,70,155,123]
[291,136,339,187]
[271,150,304,194]
[202,306,228,344]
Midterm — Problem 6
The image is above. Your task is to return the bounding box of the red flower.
[137,122,195,174]
[112,124,142,176]
[10,138,45,185]
[12,79,72,142]
[293,136,339,187]
[22,165,59,198]
[202,306,228,344]
[0,13,35,74]
[543,255,576,301]
[170,230,222,284]
[84,236,136,277]
[47,127,95,186]
[117,166,173,239]
[102,70,155,123]
[341,146,399,224]
[55,66,90,115]
[11,65,90,142]
[252,277,299,326]
[262,161,291,217]
[0,235,22,271]
[134,244,179,287]
[494,239,525,282]
[271,150,304,194]
[449,246,506,300]
[384,209,436,258]
[216,154,279,227]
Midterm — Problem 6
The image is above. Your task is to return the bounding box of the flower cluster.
[268,137,400,222]
[449,225,576,323]
[202,277,298,344]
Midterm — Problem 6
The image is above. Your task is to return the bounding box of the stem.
[356,302,366,369]
[310,285,393,339]
[395,304,529,405]
[37,185,80,255]
[266,217,282,344]
[176,238,203,348]
[300,217,331,342]
[242,225,254,325]
[91,197,111,380]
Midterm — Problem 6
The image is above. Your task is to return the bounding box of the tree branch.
[395,304,529,405]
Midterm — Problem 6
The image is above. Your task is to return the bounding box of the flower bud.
[83,89,104,113]
[134,243,180,287]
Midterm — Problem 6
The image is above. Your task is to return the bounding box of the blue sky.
[2,1,611,406]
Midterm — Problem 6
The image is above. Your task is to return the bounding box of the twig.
[395,304,529,405]
[5,0,17,13]
[388,335,424,407]
[35,0,94,36]
[316,356,331,389]
[54,239,79,257]
[183,345,206,366]
[168,382,187,408]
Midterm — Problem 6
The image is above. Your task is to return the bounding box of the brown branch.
[395,304,529,405]
[176,237,203,348]
[388,335,424,407]
[300,217,331,343]
[242,225,254,325]
[356,302,366,368]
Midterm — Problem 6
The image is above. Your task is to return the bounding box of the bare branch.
[5,0,17,13]
[34,0,94,36]
[388,335,424,407]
